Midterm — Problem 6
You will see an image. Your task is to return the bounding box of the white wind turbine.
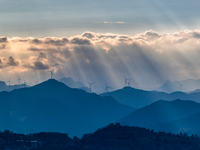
[124,76,131,87]
[22,77,29,87]
[18,76,22,85]
[49,69,54,79]
[8,77,12,86]
[86,81,95,93]
[104,80,112,93]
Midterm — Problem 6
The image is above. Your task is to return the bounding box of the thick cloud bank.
[1,30,200,91]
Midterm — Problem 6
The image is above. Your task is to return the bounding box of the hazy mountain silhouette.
[59,77,90,92]
[0,81,7,91]
[151,111,200,135]
[0,81,28,92]
[187,89,200,94]
[101,86,200,108]
[158,78,200,93]
[101,87,170,108]
[0,79,134,137]
[118,100,200,134]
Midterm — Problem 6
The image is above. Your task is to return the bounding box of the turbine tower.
[86,81,95,93]
[77,79,81,88]
[35,80,38,85]
[18,76,22,85]
[104,80,111,93]
[8,78,12,86]
[127,79,131,87]
[124,76,131,87]
[50,69,54,79]
[22,77,28,87]
[124,76,128,86]
[178,82,183,91]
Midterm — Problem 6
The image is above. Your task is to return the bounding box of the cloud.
[0,37,8,43]
[1,30,200,91]
[28,47,44,51]
[70,37,91,45]
[82,32,96,39]
[33,61,49,70]
[38,52,46,59]
[7,56,19,66]
[44,37,69,46]
[0,44,6,49]
[103,22,125,24]
[116,22,125,24]
[191,31,200,39]
[31,38,43,45]
[145,30,161,39]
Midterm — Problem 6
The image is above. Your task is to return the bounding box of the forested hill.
[1,123,200,150]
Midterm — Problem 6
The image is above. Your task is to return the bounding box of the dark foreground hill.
[1,123,200,150]
[0,79,134,137]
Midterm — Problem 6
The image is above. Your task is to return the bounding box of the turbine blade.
[85,81,90,85]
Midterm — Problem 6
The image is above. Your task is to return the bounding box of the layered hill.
[158,78,200,93]
[0,79,134,137]
[0,81,27,92]
[59,77,90,92]
[101,86,200,108]
[151,111,200,135]
[118,100,200,134]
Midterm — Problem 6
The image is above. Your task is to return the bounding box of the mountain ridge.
[0,79,135,137]
[118,99,200,131]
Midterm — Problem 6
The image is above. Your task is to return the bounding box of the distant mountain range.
[157,78,200,93]
[0,79,134,137]
[59,77,90,92]
[118,99,200,135]
[101,86,200,108]
[0,81,28,92]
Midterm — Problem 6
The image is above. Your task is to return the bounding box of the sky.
[0,0,200,92]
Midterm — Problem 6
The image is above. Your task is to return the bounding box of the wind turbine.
[35,80,38,85]
[124,76,131,87]
[8,77,12,86]
[77,79,81,88]
[18,76,22,85]
[124,76,128,86]
[127,79,131,87]
[49,69,54,79]
[178,82,183,91]
[104,80,111,93]
[86,81,95,93]
[22,78,28,87]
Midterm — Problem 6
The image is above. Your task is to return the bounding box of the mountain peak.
[34,79,70,89]
[165,79,172,83]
